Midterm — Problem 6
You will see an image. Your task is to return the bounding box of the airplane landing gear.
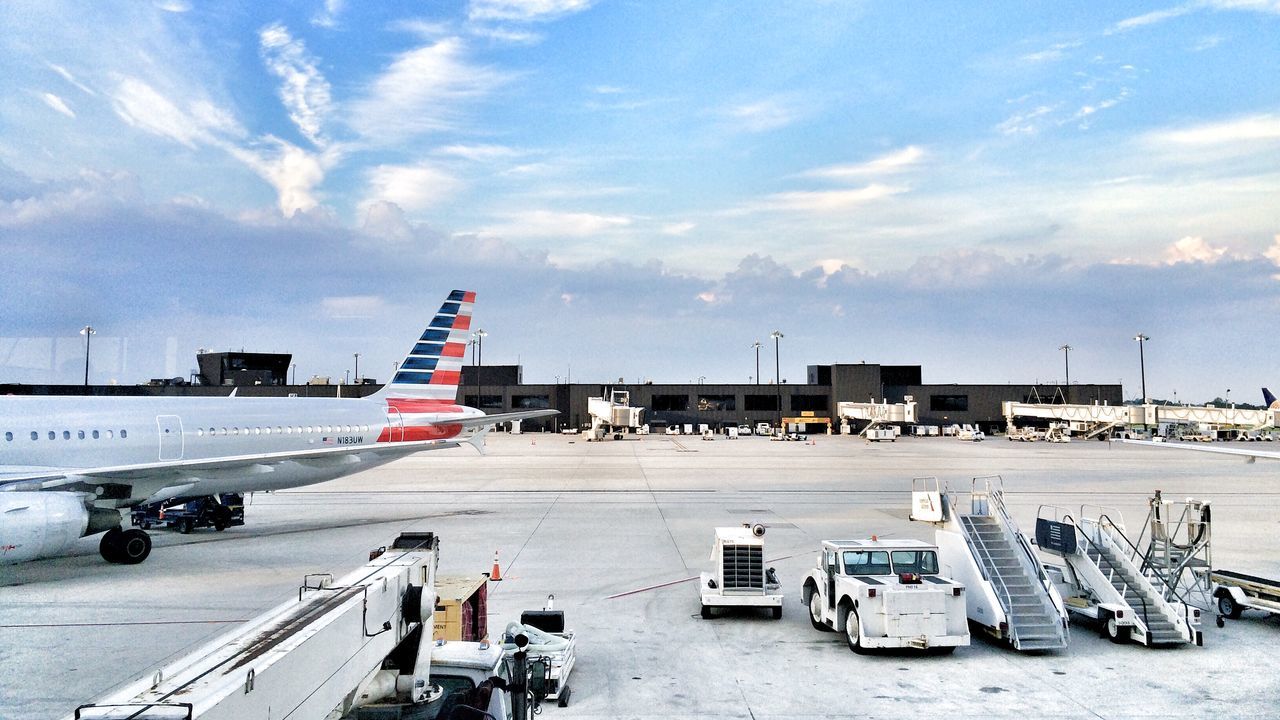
[100,527,152,564]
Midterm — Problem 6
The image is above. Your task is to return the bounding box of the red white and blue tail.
[374,290,474,403]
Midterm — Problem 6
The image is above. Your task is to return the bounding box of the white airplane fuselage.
[0,395,484,498]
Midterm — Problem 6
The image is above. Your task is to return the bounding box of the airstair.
[912,476,1069,651]
[1037,506,1202,647]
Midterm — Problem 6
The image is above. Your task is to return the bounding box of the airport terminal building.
[457,363,1123,434]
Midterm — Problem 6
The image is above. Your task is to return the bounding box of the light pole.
[771,330,783,429]
[353,353,360,383]
[1133,334,1149,403]
[290,362,297,385]
[80,326,95,386]
[472,329,487,407]
[751,341,762,385]
[1059,340,1070,386]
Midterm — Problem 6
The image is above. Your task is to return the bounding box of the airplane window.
[31,431,38,441]
[62,430,71,440]
[262,427,271,435]
[253,427,261,435]
[324,425,333,433]
[197,429,204,437]
[275,426,283,434]
[92,430,100,439]
[232,427,240,435]
[306,426,313,433]
[78,430,85,440]
[120,429,128,439]
[4,432,11,441]
[48,431,56,440]
[106,430,114,439]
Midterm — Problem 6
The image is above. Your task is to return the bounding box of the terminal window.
[930,395,969,412]
[790,395,829,412]
[744,394,779,411]
[652,394,689,411]
[512,395,551,409]
[697,395,736,411]
[463,394,505,409]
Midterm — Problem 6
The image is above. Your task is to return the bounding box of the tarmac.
[3,432,1279,719]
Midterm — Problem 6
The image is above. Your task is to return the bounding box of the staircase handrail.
[1077,516,1154,635]
[989,487,1067,634]
[1089,513,1194,638]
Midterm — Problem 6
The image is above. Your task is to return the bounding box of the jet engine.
[0,492,121,564]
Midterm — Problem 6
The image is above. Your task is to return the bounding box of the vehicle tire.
[179,518,195,534]
[700,604,713,619]
[1104,617,1130,644]
[930,646,957,656]
[1218,595,1243,619]
[557,687,570,707]
[845,612,865,653]
[99,528,124,564]
[772,606,783,620]
[809,593,831,632]
[140,521,152,530]
[117,529,151,565]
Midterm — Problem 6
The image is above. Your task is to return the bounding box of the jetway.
[1003,401,1279,439]
[838,398,917,435]
[586,389,645,440]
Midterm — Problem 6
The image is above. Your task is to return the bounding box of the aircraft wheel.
[99,528,124,564]
[116,529,152,564]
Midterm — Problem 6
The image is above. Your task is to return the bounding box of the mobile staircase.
[1037,505,1203,647]
[912,476,1069,651]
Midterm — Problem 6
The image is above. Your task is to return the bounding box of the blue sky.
[1,0,1278,401]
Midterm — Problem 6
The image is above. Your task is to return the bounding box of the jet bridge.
[71,533,443,719]
[911,476,1069,651]
[838,398,917,436]
[1037,507,1202,647]
[1003,401,1279,440]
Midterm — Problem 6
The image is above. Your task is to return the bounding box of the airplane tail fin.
[1265,387,1278,410]
[372,290,475,402]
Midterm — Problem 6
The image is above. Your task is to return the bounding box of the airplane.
[1121,387,1280,462]
[0,290,556,566]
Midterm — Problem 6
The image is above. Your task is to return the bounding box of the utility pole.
[1059,344,1071,401]
[752,341,762,385]
[771,331,784,430]
[80,326,95,386]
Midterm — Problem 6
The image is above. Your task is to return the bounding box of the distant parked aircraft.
[0,290,555,565]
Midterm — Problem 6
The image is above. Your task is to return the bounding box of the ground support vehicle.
[801,538,969,652]
[500,598,577,708]
[1212,570,1280,622]
[1037,507,1202,647]
[912,477,1069,651]
[130,493,244,533]
[699,524,783,619]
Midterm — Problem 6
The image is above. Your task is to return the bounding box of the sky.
[1,0,1278,402]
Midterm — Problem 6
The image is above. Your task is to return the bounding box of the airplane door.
[388,409,404,442]
[157,415,184,461]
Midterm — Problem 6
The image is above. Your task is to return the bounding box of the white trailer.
[801,538,969,653]
[1212,570,1280,622]
[700,523,784,619]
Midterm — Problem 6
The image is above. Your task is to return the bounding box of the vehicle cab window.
[843,550,892,576]
[890,550,939,575]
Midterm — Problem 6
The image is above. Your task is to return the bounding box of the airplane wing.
[1120,439,1280,462]
[447,408,559,429]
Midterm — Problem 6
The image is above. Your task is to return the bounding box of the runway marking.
[2,619,246,629]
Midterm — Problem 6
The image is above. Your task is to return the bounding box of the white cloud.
[226,138,328,215]
[312,0,344,27]
[1263,234,1280,265]
[154,0,191,12]
[724,98,802,133]
[1147,114,1280,146]
[737,184,908,214]
[348,38,508,144]
[801,146,925,180]
[662,221,696,236]
[1020,40,1083,63]
[1109,5,1194,34]
[468,0,594,22]
[363,162,463,212]
[260,23,333,148]
[47,64,95,96]
[1070,89,1131,129]
[322,295,385,319]
[1165,236,1229,264]
[111,77,242,148]
[477,209,632,238]
[997,104,1058,135]
[40,92,75,118]
[435,144,523,161]
[469,25,543,43]
[1191,34,1223,50]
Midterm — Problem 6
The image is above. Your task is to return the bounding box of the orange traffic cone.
[490,549,503,581]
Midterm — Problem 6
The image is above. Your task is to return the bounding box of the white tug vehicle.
[700,523,784,619]
[802,537,970,653]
